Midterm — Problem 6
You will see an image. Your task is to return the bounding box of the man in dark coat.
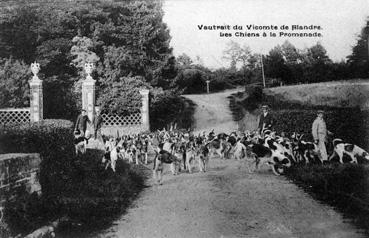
[93,108,103,141]
[258,105,275,134]
[75,109,91,138]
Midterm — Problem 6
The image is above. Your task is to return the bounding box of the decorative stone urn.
[84,62,95,80]
[31,62,41,81]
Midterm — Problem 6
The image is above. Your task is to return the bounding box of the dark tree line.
[0,0,176,123]
[0,1,368,122]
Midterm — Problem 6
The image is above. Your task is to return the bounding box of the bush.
[233,86,369,150]
[0,119,75,195]
[0,119,74,236]
[0,120,145,237]
[3,150,145,237]
[272,108,367,147]
[54,150,144,235]
[173,68,207,94]
[286,164,369,235]
[149,88,185,130]
[97,76,149,117]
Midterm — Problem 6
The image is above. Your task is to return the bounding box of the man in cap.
[75,109,91,138]
[312,110,332,162]
[258,105,275,134]
[93,107,103,141]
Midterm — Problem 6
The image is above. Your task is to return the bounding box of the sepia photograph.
[1,0,369,237]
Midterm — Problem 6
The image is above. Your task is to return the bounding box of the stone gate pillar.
[29,62,43,122]
[139,89,150,132]
[82,63,96,122]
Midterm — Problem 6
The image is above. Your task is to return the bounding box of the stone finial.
[30,62,41,81]
[139,89,150,96]
[84,62,94,80]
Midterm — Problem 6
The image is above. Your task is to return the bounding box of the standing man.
[312,110,332,162]
[75,109,91,139]
[93,107,103,141]
[258,105,275,134]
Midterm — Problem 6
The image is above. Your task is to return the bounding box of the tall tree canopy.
[347,17,369,78]
[0,0,174,119]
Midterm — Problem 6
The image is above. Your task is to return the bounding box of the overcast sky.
[163,0,369,69]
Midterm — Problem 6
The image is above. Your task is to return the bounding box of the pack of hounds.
[74,128,369,184]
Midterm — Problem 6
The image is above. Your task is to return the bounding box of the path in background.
[182,88,242,134]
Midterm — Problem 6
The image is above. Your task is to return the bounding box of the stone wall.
[0,153,41,209]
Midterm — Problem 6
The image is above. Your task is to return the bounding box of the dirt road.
[95,159,363,238]
[93,89,364,238]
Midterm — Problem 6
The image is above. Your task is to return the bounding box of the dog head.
[271,150,291,168]
[74,129,82,138]
[362,151,369,161]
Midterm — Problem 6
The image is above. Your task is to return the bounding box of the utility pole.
[260,54,266,88]
[206,80,210,94]
[367,34,369,61]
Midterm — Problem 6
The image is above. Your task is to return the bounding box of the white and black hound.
[329,139,369,164]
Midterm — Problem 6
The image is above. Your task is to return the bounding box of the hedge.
[0,120,145,237]
[0,119,75,196]
[232,85,369,151]
[286,164,369,235]
[272,108,368,149]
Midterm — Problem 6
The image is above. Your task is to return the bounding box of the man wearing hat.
[93,107,103,141]
[258,105,275,133]
[75,109,91,135]
[312,110,332,162]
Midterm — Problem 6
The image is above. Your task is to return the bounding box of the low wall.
[0,153,41,208]
[101,125,148,136]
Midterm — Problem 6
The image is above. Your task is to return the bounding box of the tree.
[70,36,100,74]
[301,42,333,83]
[177,53,193,67]
[280,41,303,65]
[97,76,150,116]
[0,6,39,63]
[151,56,178,89]
[347,17,369,78]
[0,0,175,120]
[89,0,173,82]
[264,45,288,83]
[279,41,304,84]
[222,41,252,71]
[0,58,30,108]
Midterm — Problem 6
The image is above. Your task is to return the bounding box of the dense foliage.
[0,0,368,128]
[230,85,369,151]
[0,120,145,237]
[0,58,30,108]
[286,164,369,236]
[347,17,369,78]
[0,119,75,195]
[0,0,174,120]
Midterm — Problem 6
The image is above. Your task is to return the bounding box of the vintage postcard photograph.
[1,0,369,237]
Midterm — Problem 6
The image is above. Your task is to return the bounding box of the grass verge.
[285,164,369,236]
